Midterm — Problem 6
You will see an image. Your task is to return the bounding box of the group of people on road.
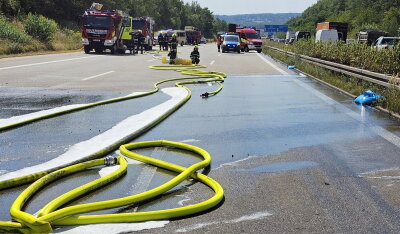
[129,31,200,65]
[130,30,145,54]
[161,33,200,65]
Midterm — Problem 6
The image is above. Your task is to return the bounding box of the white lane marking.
[256,53,289,75]
[293,79,400,149]
[55,221,169,233]
[176,211,272,232]
[82,71,115,81]
[299,73,307,77]
[218,54,222,57]
[0,87,188,182]
[210,60,215,65]
[0,56,99,71]
[147,59,157,62]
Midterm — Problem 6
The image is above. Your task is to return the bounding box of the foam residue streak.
[0,87,188,182]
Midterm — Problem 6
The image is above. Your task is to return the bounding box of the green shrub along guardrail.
[263,42,400,116]
[0,15,81,56]
[265,40,400,76]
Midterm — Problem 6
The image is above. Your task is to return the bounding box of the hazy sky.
[182,0,319,15]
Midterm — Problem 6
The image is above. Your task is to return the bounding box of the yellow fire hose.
[0,65,226,190]
[0,65,226,233]
[1,141,223,233]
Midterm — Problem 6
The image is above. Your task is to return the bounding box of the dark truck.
[358,30,388,46]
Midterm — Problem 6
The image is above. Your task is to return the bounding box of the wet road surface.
[1,45,400,233]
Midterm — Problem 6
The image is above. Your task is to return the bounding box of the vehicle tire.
[117,48,126,54]
[95,48,103,54]
[181,41,184,46]
[222,49,225,53]
[110,44,118,54]
[241,48,245,52]
[245,46,249,52]
[237,49,240,53]
[84,46,91,54]
[257,49,262,53]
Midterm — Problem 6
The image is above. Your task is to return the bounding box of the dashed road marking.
[0,56,99,71]
[82,71,115,81]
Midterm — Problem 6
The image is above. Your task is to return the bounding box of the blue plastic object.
[354,90,381,105]
[288,65,295,69]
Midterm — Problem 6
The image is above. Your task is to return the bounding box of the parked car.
[221,34,241,53]
[315,29,338,43]
[373,36,400,50]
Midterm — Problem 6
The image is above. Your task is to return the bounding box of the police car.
[221,33,241,53]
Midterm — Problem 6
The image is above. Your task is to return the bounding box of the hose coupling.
[104,156,117,166]
[200,92,209,98]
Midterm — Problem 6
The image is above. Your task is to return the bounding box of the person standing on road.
[136,30,145,54]
[169,33,178,51]
[216,35,222,52]
[158,33,164,51]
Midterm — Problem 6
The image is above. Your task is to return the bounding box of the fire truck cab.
[81,7,126,54]
[132,16,155,50]
[236,28,263,53]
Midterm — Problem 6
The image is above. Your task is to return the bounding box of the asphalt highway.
[1,44,400,233]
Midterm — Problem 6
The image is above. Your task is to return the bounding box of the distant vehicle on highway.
[295,31,311,41]
[221,34,241,53]
[315,29,338,43]
[358,30,388,46]
[374,36,400,50]
[316,22,348,41]
[173,30,187,46]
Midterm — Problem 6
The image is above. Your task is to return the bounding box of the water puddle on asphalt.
[235,161,318,173]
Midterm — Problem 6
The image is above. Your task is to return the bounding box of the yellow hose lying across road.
[0,65,227,190]
[0,65,226,132]
[2,141,224,233]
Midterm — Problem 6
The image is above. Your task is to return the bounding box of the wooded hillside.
[0,0,227,37]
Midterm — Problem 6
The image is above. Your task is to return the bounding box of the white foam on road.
[175,211,272,232]
[98,165,120,178]
[0,87,188,182]
[0,92,145,129]
[0,104,86,127]
[54,221,169,233]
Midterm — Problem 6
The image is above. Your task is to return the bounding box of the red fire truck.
[81,4,128,54]
[184,26,201,45]
[236,27,263,53]
[132,16,155,50]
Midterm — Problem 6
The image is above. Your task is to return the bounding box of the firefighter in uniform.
[132,30,144,54]
[190,45,200,65]
[169,33,178,51]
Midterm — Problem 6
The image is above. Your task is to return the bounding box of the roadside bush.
[265,40,400,75]
[0,16,31,43]
[24,13,58,42]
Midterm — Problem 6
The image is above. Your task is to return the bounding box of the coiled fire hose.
[0,65,227,233]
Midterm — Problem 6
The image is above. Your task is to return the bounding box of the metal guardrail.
[267,46,400,89]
